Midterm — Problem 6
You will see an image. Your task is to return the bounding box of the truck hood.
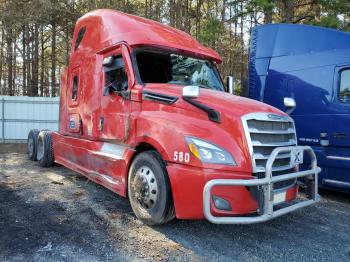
[185,88,283,118]
[142,84,290,172]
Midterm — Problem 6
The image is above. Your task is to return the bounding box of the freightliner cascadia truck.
[27,10,320,225]
[248,24,350,193]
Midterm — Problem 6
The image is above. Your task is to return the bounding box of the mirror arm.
[285,107,295,115]
[182,97,221,123]
[225,76,234,95]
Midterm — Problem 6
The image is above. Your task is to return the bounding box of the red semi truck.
[27,10,320,225]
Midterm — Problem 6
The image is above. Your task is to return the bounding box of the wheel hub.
[37,138,44,160]
[27,138,34,155]
[132,166,158,209]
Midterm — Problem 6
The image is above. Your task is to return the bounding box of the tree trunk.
[6,26,13,96]
[51,20,57,97]
[22,24,27,96]
[264,7,273,23]
[195,0,202,39]
[13,43,16,95]
[281,0,294,23]
[26,25,31,96]
[169,0,175,27]
[240,1,246,96]
[31,23,39,96]
[0,27,4,95]
[40,27,45,96]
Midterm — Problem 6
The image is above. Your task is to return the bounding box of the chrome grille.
[242,113,297,189]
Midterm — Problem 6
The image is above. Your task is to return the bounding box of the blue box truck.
[247,24,350,193]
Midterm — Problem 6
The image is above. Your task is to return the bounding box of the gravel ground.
[0,144,350,262]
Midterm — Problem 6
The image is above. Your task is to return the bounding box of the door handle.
[333,132,347,139]
[99,117,104,131]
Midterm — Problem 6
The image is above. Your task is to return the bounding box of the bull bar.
[203,146,321,224]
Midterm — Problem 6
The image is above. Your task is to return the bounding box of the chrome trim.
[241,112,297,173]
[251,140,296,147]
[254,152,291,160]
[203,146,320,224]
[241,112,298,189]
[90,142,128,160]
[248,128,295,134]
[326,155,350,161]
[323,179,350,189]
[255,163,295,173]
[89,172,122,186]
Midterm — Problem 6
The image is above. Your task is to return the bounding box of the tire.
[27,129,39,161]
[128,151,175,225]
[37,130,54,167]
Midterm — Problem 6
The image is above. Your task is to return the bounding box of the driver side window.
[104,55,128,94]
[339,69,350,104]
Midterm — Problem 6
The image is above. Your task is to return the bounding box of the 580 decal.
[173,151,190,163]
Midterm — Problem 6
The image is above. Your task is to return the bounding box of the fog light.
[212,195,232,211]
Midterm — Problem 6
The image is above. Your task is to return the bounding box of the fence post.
[1,98,4,143]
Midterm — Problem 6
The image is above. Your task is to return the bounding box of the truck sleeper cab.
[248,24,350,193]
[27,10,320,225]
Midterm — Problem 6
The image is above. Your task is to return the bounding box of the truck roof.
[251,23,350,59]
[73,9,221,62]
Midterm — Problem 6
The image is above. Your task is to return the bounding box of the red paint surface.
[53,9,298,219]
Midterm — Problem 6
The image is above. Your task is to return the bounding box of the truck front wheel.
[128,151,175,225]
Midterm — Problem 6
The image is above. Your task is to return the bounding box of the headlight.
[186,136,236,165]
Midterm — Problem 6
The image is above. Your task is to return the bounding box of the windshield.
[135,50,225,91]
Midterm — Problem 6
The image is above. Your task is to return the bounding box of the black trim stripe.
[142,91,178,105]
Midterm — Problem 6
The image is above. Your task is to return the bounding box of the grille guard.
[203,146,321,224]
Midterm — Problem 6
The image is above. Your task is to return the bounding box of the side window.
[71,75,79,101]
[104,55,128,92]
[75,26,86,51]
[339,69,350,103]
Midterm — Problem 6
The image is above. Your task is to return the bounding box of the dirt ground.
[1,144,350,262]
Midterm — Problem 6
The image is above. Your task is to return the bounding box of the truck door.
[326,66,350,186]
[331,67,350,147]
[99,45,133,142]
[264,68,332,147]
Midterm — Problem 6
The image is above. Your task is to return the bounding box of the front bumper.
[203,146,321,224]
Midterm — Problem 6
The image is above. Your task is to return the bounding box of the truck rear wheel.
[27,129,40,161]
[128,151,175,225]
[37,130,54,167]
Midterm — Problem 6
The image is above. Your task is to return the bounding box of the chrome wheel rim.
[27,137,34,156]
[131,166,158,210]
[37,138,44,160]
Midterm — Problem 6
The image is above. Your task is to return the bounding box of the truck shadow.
[61,168,350,261]
[319,188,350,202]
[0,179,131,260]
[153,199,350,260]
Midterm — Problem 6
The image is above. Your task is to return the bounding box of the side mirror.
[182,85,200,98]
[284,97,296,115]
[103,55,115,67]
[225,76,234,95]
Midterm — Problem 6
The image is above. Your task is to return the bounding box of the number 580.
[173,151,190,163]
